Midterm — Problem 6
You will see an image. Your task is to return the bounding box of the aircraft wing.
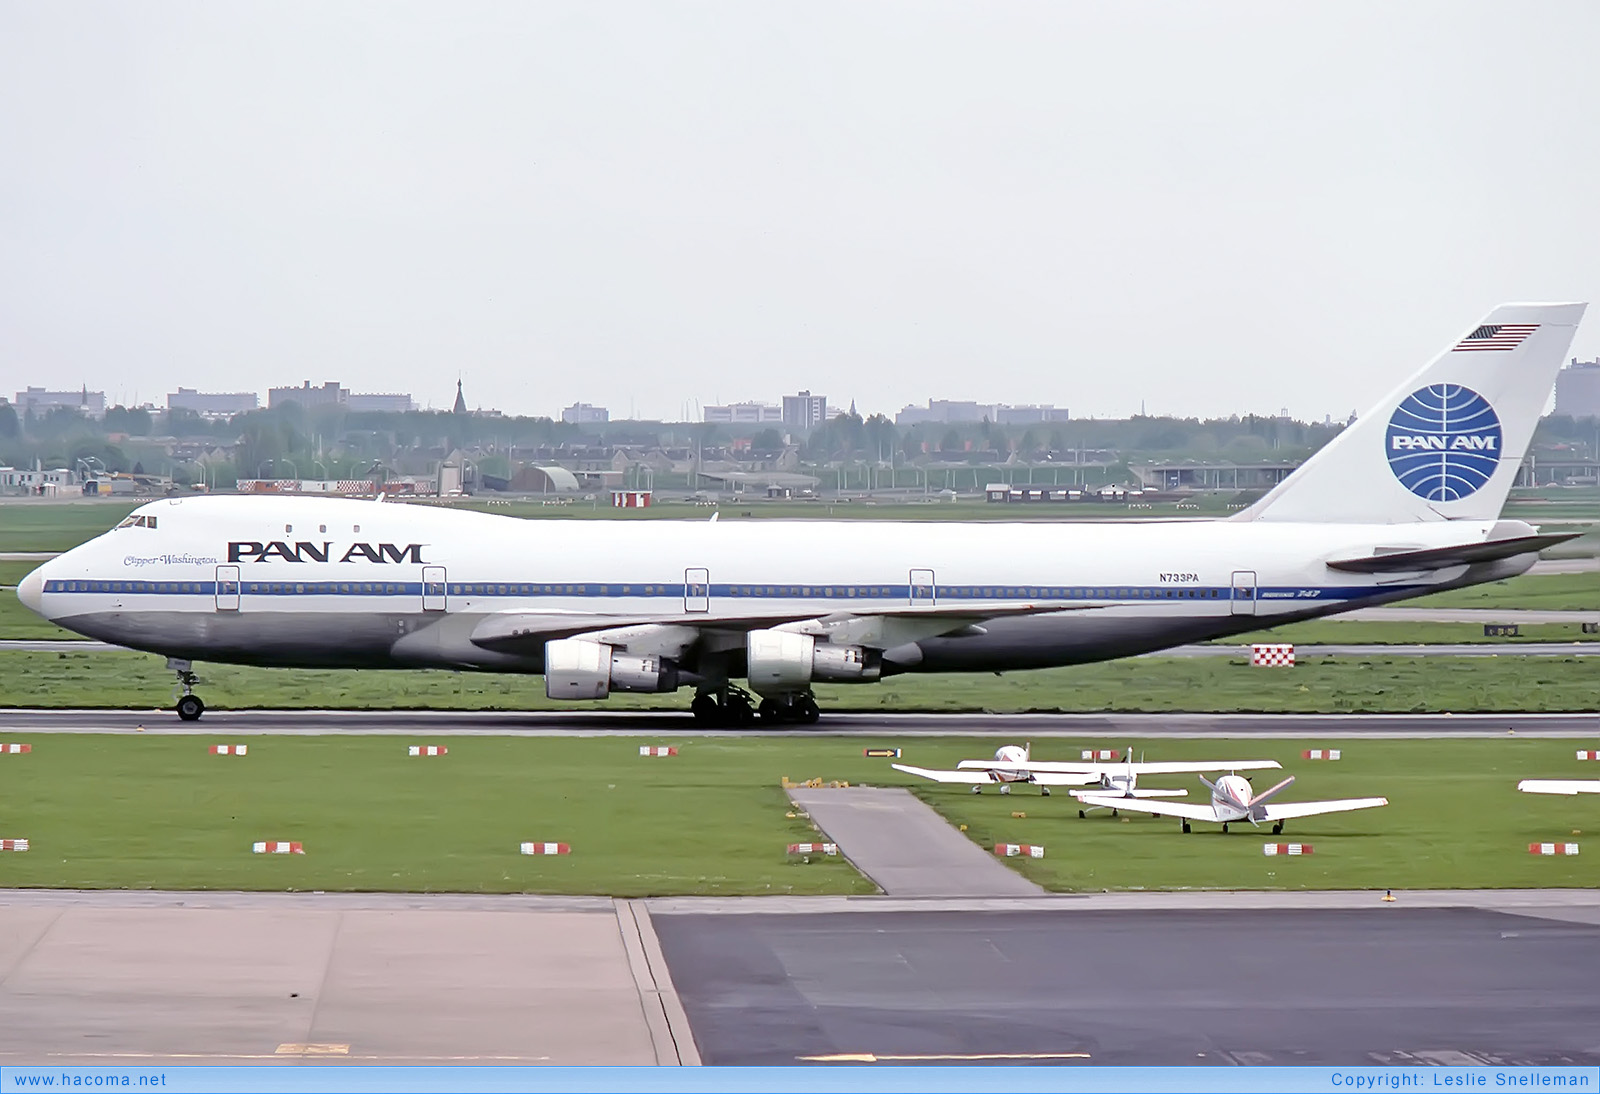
[892,764,1093,787]
[983,759,1281,775]
[1072,795,1220,822]
[1258,796,1389,821]
[1068,788,1188,800]
[469,602,1090,654]
[1518,779,1600,796]
[893,763,1001,784]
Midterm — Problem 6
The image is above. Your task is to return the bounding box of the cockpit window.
[115,515,158,530]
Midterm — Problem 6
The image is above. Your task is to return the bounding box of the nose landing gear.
[168,658,205,721]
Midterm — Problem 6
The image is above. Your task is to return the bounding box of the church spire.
[452,379,467,415]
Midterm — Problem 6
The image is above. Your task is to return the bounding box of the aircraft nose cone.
[16,567,44,615]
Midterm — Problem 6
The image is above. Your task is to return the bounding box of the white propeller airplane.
[1075,773,1388,834]
[13,302,1588,723]
[891,745,1281,800]
[1517,780,1600,796]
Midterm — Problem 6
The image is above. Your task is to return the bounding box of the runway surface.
[0,891,692,1066]
[3,889,1596,1068]
[2,708,1596,737]
[653,904,1600,1065]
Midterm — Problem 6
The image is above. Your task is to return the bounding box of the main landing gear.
[1272,822,1284,835]
[694,685,822,727]
[757,692,821,726]
[168,658,205,722]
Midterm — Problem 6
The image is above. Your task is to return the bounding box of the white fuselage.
[21,494,1534,679]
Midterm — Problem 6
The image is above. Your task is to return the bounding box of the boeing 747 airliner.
[15,302,1587,723]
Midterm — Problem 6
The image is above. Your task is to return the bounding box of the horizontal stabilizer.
[1326,533,1580,573]
[1518,779,1600,796]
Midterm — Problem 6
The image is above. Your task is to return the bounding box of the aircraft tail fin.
[1234,303,1586,524]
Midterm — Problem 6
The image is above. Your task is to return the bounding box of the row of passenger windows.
[53,581,1236,599]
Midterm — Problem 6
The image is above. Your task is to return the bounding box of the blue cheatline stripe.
[42,579,1423,602]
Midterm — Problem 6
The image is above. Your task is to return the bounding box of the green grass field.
[2,648,1597,713]
[0,735,1591,894]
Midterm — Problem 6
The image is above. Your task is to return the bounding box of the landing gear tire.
[1181,821,1191,833]
[176,695,204,722]
[999,785,1011,795]
[1078,809,1086,819]
[1221,822,1229,834]
[1040,787,1051,797]
[691,694,720,725]
[1112,808,1120,817]
[758,698,782,723]
[794,695,821,724]
[1272,822,1284,835]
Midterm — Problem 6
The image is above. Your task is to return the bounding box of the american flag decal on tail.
[1453,324,1538,352]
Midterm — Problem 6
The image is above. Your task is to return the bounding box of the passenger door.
[684,567,710,613]
[214,565,240,612]
[1230,570,1257,616]
[422,566,448,612]
[909,568,937,605]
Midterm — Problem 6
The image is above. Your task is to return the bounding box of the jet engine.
[745,630,881,696]
[544,638,684,699]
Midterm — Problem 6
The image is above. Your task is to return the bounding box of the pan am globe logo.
[1385,384,1502,502]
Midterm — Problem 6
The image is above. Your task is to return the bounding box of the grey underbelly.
[51,610,539,672]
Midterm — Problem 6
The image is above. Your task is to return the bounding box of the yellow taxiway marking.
[800,1051,1091,1063]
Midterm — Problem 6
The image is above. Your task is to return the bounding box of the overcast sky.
[3,1,1598,423]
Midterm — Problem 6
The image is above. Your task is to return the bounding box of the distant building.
[781,390,828,431]
[346,392,414,413]
[452,380,468,415]
[995,404,1070,425]
[15,386,106,419]
[896,399,1068,426]
[268,381,347,410]
[1555,358,1600,418]
[562,402,610,424]
[704,402,783,424]
[895,399,996,426]
[166,388,258,418]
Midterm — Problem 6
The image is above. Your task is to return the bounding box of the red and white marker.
[1528,843,1580,856]
[1251,644,1295,666]
[209,744,248,756]
[639,746,678,757]
[408,745,447,756]
[786,843,839,855]
[519,842,570,855]
[1301,749,1341,761]
[0,744,31,754]
[1577,751,1598,761]
[0,839,28,852]
[252,841,303,854]
[1081,750,1120,761]
[1263,843,1314,856]
[994,844,1045,858]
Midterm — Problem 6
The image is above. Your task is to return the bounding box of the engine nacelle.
[544,638,682,700]
[745,629,880,696]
